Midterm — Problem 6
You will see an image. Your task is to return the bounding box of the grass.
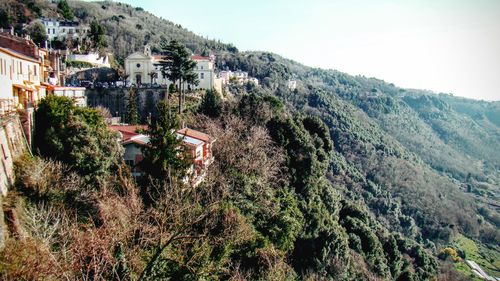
[452,234,500,280]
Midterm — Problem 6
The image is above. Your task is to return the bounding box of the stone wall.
[0,114,29,248]
[0,114,28,195]
[86,88,168,122]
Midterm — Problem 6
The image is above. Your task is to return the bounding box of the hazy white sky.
[117,0,500,101]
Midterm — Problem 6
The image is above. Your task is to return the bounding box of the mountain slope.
[65,0,500,275]
[2,0,499,279]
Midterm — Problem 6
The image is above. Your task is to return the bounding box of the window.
[52,28,55,34]
[34,65,37,76]
[125,160,135,166]
[200,73,204,79]
[200,66,204,70]
[136,63,141,68]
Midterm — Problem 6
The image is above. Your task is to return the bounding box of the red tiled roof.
[177,128,215,143]
[109,125,147,141]
[191,55,210,61]
[152,55,164,61]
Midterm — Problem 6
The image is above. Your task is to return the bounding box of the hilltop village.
[0,10,276,191]
[0,1,499,281]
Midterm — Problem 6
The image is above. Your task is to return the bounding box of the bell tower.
[144,45,151,57]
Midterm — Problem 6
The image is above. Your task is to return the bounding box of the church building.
[124,46,221,93]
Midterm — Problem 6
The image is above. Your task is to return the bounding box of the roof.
[123,134,150,146]
[109,125,147,142]
[44,84,86,91]
[0,47,40,63]
[109,126,213,148]
[52,86,86,91]
[177,128,215,143]
[191,55,211,61]
[153,55,164,61]
[177,133,204,147]
[126,51,153,60]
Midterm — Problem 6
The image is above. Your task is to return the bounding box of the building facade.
[124,46,222,93]
[0,32,44,110]
[44,85,86,107]
[219,70,259,86]
[41,18,89,41]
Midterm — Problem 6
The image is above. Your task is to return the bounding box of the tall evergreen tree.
[57,0,74,20]
[198,89,222,118]
[159,40,198,113]
[126,88,139,125]
[26,22,47,47]
[89,20,107,50]
[140,101,189,185]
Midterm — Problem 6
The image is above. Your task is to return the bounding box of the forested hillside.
[1,1,499,280]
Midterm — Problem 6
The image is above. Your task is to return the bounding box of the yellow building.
[0,32,46,146]
[0,32,45,111]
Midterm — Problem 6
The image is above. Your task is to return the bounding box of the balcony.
[0,99,16,116]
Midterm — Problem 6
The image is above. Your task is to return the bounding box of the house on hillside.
[43,84,86,107]
[124,45,222,93]
[40,18,89,42]
[219,70,259,86]
[109,125,216,186]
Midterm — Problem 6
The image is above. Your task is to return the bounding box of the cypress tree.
[198,89,222,118]
[126,88,139,125]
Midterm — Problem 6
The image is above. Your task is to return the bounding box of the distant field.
[453,234,500,280]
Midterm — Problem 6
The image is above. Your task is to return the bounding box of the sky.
[116,0,500,101]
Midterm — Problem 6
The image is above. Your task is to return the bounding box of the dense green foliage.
[33,95,123,185]
[65,60,94,68]
[198,90,222,118]
[140,101,188,185]
[57,0,73,20]
[126,88,139,125]
[159,40,199,112]
[89,19,107,49]
[26,21,47,46]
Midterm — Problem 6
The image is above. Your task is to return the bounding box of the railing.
[0,99,16,116]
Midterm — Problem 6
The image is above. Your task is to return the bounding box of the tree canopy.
[57,0,73,20]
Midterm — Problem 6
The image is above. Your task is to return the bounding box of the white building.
[219,70,258,86]
[67,52,110,68]
[46,85,86,107]
[124,46,222,93]
[41,18,89,41]
[287,79,297,91]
